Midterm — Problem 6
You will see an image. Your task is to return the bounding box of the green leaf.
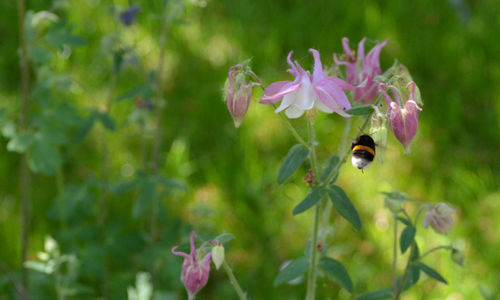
[417,263,448,284]
[410,242,420,261]
[154,176,186,190]
[28,46,53,63]
[396,216,411,226]
[409,263,421,285]
[400,226,416,254]
[345,105,374,115]
[74,113,97,142]
[277,144,309,183]
[273,257,308,287]
[319,257,353,292]
[115,84,155,102]
[292,186,326,215]
[327,185,362,231]
[110,180,140,195]
[27,139,62,175]
[97,112,115,131]
[320,155,340,183]
[354,288,393,300]
[132,179,156,219]
[7,132,35,153]
[47,33,87,48]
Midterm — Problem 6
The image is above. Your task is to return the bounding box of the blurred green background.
[1,0,499,299]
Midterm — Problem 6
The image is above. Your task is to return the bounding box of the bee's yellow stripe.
[353,145,375,156]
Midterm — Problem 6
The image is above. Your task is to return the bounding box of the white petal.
[314,98,333,113]
[284,105,304,118]
[295,79,316,110]
[275,92,296,113]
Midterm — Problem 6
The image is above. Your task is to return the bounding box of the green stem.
[392,214,398,295]
[417,245,452,262]
[223,260,247,300]
[305,117,321,300]
[17,0,30,295]
[277,110,308,148]
[394,240,415,300]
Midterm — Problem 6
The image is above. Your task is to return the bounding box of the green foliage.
[273,257,308,287]
[292,186,326,215]
[327,185,362,231]
[399,225,416,254]
[319,257,353,292]
[277,144,310,183]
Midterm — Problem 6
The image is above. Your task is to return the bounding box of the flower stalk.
[223,260,247,300]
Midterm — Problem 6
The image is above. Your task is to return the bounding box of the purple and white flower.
[334,37,387,104]
[260,49,352,118]
[422,203,455,235]
[172,232,212,299]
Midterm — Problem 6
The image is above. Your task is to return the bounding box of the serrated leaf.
[273,257,308,287]
[400,226,416,254]
[396,216,411,226]
[327,186,362,231]
[115,84,155,102]
[417,263,448,284]
[292,186,326,215]
[354,288,393,300]
[28,46,53,63]
[319,257,353,292]
[277,144,309,183]
[345,105,374,115]
[7,132,35,153]
[320,155,340,182]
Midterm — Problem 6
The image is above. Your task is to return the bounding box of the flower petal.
[309,48,326,82]
[171,246,190,260]
[275,91,297,113]
[284,105,305,118]
[313,78,351,117]
[260,81,300,105]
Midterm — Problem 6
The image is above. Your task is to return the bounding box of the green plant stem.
[418,245,452,261]
[277,110,308,147]
[394,241,415,300]
[392,214,398,295]
[16,0,30,296]
[305,117,321,300]
[223,260,247,300]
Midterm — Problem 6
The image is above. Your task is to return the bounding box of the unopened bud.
[211,244,225,270]
[451,248,464,267]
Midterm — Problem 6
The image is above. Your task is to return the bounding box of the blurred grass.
[1,0,499,299]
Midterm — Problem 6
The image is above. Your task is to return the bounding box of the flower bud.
[451,248,464,267]
[224,63,259,128]
[172,232,212,299]
[422,202,455,234]
[211,244,225,270]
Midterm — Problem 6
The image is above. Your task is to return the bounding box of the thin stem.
[222,260,247,300]
[305,117,321,300]
[392,214,398,295]
[394,241,415,300]
[17,0,30,295]
[276,110,308,147]
[418,245,452,262]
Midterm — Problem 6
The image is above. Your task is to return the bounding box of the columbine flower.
[422,203,455,234]
[260,49,352,118]
[334,37,387,104]
[172,232,212,299]
[224,64,259,128]
[120,6,141,26]
[379,82,422,151]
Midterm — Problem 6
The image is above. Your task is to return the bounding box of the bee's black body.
[351,135,376,170]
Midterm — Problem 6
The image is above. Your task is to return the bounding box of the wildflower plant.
[219,37,461,299]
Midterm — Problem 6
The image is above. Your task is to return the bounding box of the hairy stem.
[223,260,247,300]
[305,117,321,300]
[17,0,30,295]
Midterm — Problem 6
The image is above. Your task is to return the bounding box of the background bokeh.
[1,0,499,299]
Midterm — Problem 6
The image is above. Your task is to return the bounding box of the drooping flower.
[260,49,353,118]
[171,232,212,299]
[211,243,225,270]
[120,6,141,26]
[224,63,259,128]
[422,203,455,235]
[379,82,422,151]
[334,37,387,104]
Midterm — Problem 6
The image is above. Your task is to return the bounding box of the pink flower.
[172,232,212,299]
[334,37,387,104]
[224,64,259,128]
[422,203,455,235]
[379,82,422,150]
[260,49,352,118]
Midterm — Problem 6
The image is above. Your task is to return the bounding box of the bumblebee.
[351,134,375,170]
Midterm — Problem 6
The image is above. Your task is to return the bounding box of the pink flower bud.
[379,82,422,151]
[172,232,212,299]
[422,203,455,235]
[224,64,259,128]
